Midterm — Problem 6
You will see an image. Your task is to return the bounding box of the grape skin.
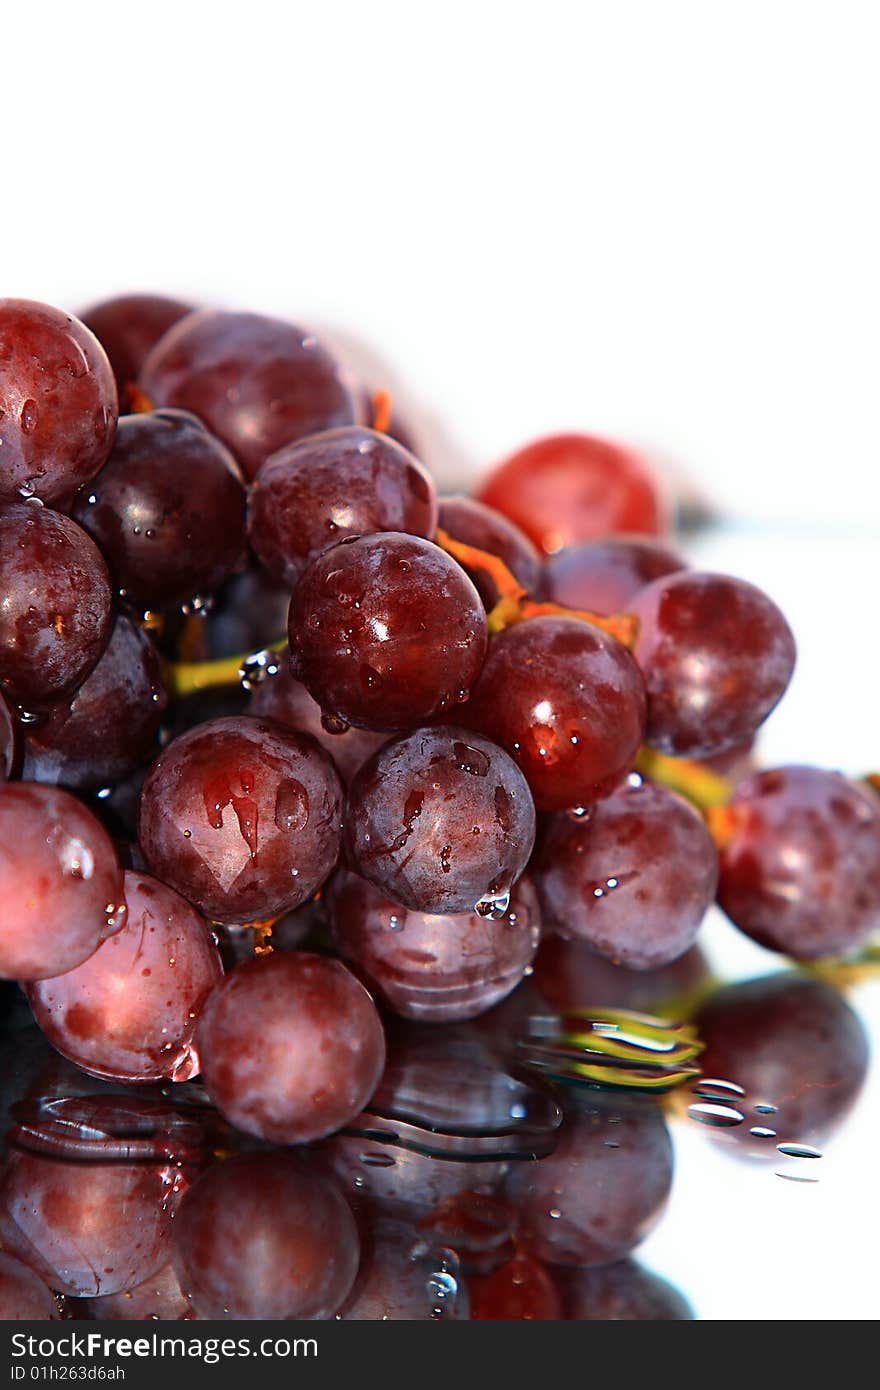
[196,952,385,1144]
[717,766,880,958]
[464,615,647,811]
[631,570,797,759]
[0,299,117,507]
[250,665,386,784]
[343,726,536,916]
[141,309,356,479]
[534,780,718,970]
[138,715,343,926]
[172,1150,360,1320]
[543,535,686,614]
[0,504,113,710]
[288,533,488,733]
[0,692,17,781]
[0,783,126,981]
[248,425,438,588]
[79,294,192,392]
[327,869,542,1021]
[0,1249,60,1320]
[27,870,223,1083]
[340,1217,470,1320]
[557,1260,693,1320]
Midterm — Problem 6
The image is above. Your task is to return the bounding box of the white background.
[4,1,880,1319]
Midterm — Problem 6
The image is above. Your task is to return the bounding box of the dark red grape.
[203,568,292,658]
[0,1249,60,1319]
[437,495,543,608]
[344,726,536,916]
[557,1260,693,1319]
[534,780,718,969]
[138,716,343,925]
[470,1252,562,1320]
[0,691,17,781]
[78,294,192,392]
[476,433,670,554]
[0,300,117,507]
[250,665,386,783]
[696,972,869,1145]
[141,310,356,480]
[196,952,385,1144]
[465,615,646,811]
[22,616,167,791]
[0,504,113,710]
[27,869,222,1083]
[327,869,541,1021]
[248,425,437,588]
[79,1261,191,1321]
[0,783,126,980]
[288,533,488,733]
[503,1091,673,1267]
[0,1149,176,1298]
[543,535,686,614]
[72,409,246,611]
[716,766,880,958]
[340,1217,469,1320]
[631,571,797,759]
[172,1150,359,1319]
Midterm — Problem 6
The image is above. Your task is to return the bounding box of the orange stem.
[122,383,155,414]
[371,389,393,435]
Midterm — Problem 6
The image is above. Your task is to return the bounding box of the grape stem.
[634,747,733,814]
[164,638,287,700]
[122,383,155,414]
[371,390,392,434]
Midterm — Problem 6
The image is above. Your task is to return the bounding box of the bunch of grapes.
[0,293,876,1322]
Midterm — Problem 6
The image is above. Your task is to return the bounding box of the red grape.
[0,1249,60,1319]
[327,869,541,1021]
[172,1150,359,1319]
[0,783,126,980]
[470,1252,562,1320]
[437,495,543,608]
[196,952,385,1144]
[0,504,113,710]
[477,433,669,554]
[22,616,167,791]
[79,294,192,391]
[288,533,488,733]
[557,1260,692,1319]
[138,716,343,925]
[27,869,223,1083]
[340,1217,469,1320]
[0,300,117,507]
[344,726,536,916]
[534,780,718,969]
[717,766,880,958]
[465,615,646,811]
[248,425,437,588]
[543,535,686,614]
[631,571,796,758]
[72,409,246,611]
[79,1261,191,1322]
[250,664,386,783]
[0,692,17,781]
[141,310,356,479]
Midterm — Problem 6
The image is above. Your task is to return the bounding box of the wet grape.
[79,294,192,392]
[250,663,386,783]
[543,535,686,614]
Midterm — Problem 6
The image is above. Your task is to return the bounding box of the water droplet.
[321,711,349,736]
[750,1126,777,1138]
[777,1143,822,1160]
[474,889,511,920]
[567,805,589,822]
[239,649,281,691]
[688,1102,745,1128]
[692,1078,746,1100]
[754,1102,778,1114]
[360,1151,396,1168]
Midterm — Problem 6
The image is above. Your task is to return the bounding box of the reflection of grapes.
[78,1261,191,1322]
[0,1249,59,1319]
[556,1260,693,1320]
[340,1217,469,1320]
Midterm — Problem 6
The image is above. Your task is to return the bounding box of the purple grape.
[248,425,438,588]
[78,294,192,391]
[78,1261,191,1322]
[557,1260,693,1320]
[437,495,543,609]
[22,616,167,791]
[0,504,113,710]
[27,870,223,1083]
[717,766,880,958]
[344,726,536,916]
[288,533,488,733]
[543,535,686,614]
[138,716,343,925]
[534,780,718,969]
[0,783,126,981]
[141,310,356,479]
[0,1249,60,1319]
[0,299,117,507]
[327,869,541,1020]
[172,1151,359,1319]
[631,571,797,759]
[196,952,385,1144]
[72,410,246,611]
[250,664,386,783]
[340,1217,469,1320]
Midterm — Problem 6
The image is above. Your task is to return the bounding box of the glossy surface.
[477,433,669,554]
[328,869,541,1020]
[340,1218,469,1320]
[717,766,880,958]
[248,425,437,587]
[288,533,488,733]
[196,952,385,1144]
[344,726,536,915]
[465,615,646,811]
[22,616,167,791]
[437,495,543,608]
[0,692,17,781]
[0,783,126,980]
[138,716,343,925]
[250,664,386,783]
[632,571,796,758]
[79,293,192,391]
[0,1249,59,1320]
[142,310,355,479]
[544,535,686,614]
[27,870,223,1083]
[534,780,718,969]
[0,504,113,710]
[0,299,117,506]
[556,1260,693,1320]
